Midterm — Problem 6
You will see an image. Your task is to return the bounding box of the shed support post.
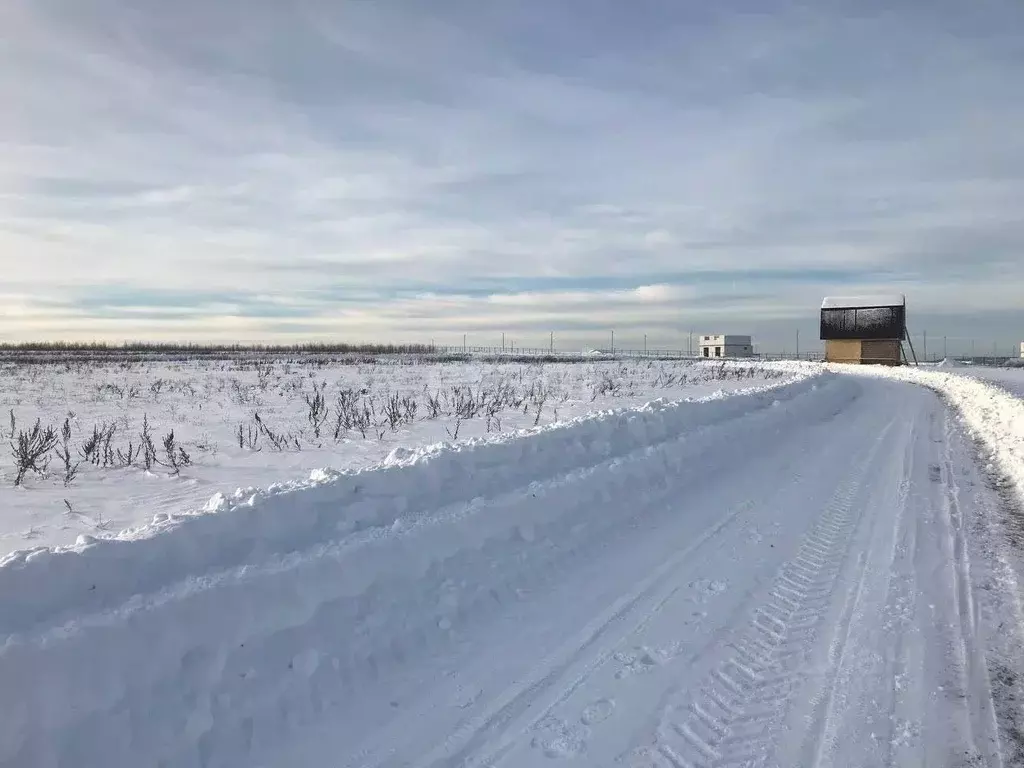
[903,329,920,366]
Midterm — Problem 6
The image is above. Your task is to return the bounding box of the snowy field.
[0,358,792,556]
[4,358,1024,767]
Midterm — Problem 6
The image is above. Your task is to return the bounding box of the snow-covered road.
[3,372,1023,767]
[300,377,1011,768]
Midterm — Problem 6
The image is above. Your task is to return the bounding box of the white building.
[1020,341,1024,359]
[698,334,754,358]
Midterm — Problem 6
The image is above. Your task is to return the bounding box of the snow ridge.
[0,374,816,639]
[820,295,905,309]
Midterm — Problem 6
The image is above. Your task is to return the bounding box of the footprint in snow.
[689,578,727,604]
[531,715,588,759]
[614,646,671,679]
[891,718,921,747]
[617,745,675,767]
[580,698,615,725]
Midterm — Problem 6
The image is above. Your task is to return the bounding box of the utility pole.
[611,330,614,353]
[796,329,800,359]
[550,331,554,353]
[944,336,947,360]
[923,330,927,362]
[644,333,647,354]
[502,332,505,352]
[688,330,693,357]
[463,333,467,352]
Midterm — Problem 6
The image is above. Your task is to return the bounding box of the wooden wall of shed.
[825,339,902,365]
[860,340,901,365]
[825,340,861,363]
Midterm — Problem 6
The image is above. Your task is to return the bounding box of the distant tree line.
[0,341,454,365]
[0,341,439,354]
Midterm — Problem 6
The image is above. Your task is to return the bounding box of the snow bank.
[0,376,823,638]
[0,371,857,767]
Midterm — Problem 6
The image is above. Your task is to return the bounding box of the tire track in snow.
[792,412,917,768]
[481,397,886,768]
[417,496,759,768]
[940,405,1003,766]
[790,391,1010,768]
[623,418,896,768]
[414,420,835,768]
[879,412,926,768]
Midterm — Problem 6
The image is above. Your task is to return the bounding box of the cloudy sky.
[1,0,1022,353]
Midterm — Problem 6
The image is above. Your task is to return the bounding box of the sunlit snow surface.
[2,358,1024,768]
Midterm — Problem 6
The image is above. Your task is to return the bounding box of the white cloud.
[642,230,675,248]
[633,284,691,302]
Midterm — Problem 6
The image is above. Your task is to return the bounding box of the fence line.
[434,345,826,362]
[0,340,1016,366]
[434,346,1019,366]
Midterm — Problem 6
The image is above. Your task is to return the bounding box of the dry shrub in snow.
[11,420,58,486]
[0,357,788,491]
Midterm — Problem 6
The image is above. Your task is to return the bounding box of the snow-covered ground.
[942,361,1024,400]
[823,361,1024,511]
[0,358,791,556]
[3,359,1024,767]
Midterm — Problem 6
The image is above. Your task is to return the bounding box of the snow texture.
[949,364,1024,400]
[2,361,1024,767]
[821,361,1024,510]
[821,294,906,309]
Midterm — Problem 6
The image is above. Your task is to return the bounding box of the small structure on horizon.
[698,334,754,359]
[1019,341,1024,359]
[820,295,907,365]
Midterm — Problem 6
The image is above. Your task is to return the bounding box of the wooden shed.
[820,295,906,365]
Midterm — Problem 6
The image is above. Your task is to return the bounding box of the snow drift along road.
[0,374,817,637]
[2,371,1023,767]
